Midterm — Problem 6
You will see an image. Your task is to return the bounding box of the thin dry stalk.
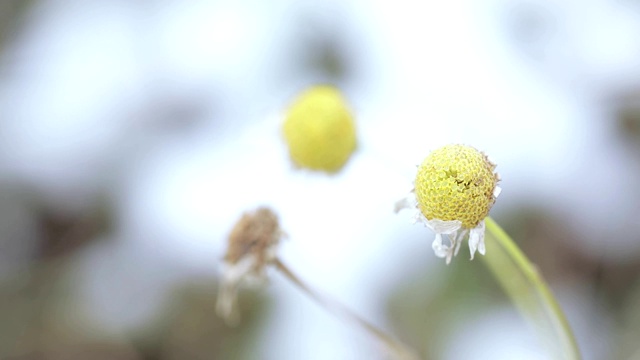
[273,257,421,360]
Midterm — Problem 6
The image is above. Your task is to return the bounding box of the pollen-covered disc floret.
[282,85,357,173]
[415,144,498,229]
[395,144,501,264]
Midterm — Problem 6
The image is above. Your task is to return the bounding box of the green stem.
[483,217,581,360]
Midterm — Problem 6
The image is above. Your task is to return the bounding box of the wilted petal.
[453,229,468,256]
[394,189,416,214]
[432,233,457,265]
[468,220,486,260]
[216,255,257,325]
[426,219,462,234]
[432,234,449,258]
[445,247,454,265]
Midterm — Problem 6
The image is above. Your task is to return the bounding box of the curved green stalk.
[482,217,580,360]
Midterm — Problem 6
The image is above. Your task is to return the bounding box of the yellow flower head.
[395,144,501,264]
[415,144,499,229]
[282,86,357,173]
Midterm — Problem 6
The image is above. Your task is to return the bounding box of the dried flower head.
[216,207,283,325]
[282,85,357,173]
[396,144,501,264]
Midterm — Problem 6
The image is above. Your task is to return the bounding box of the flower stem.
[483,217,581,360]
[273,257,421,360]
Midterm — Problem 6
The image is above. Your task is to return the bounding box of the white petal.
[224,255,257,283]
[453,229,468,256]
[394,188,416,213]
[494,186,502,198]
[431,234,449,258]
[468,220,486,260]
[426,219,462,234]
[411,212,423,224]
[215,256,257,325]
[449,234,458,258]
[432,233,456,265]
[394,197,413,213]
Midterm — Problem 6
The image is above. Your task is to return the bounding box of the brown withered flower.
[216,207,284,325]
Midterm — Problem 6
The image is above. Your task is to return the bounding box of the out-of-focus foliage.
[386,252,502,359]
[0,261,269,359]
[141,280,270,360]
[0,0,34,53]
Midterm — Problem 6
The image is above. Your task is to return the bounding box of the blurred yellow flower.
[283,86,357,173]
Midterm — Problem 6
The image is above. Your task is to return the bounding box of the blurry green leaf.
[482,217,580,360]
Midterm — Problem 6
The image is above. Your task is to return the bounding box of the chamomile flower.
[395,144,501,264]
[282,85,357,173]
[216,207,283,325]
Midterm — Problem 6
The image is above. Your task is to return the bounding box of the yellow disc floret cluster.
[415,144,499,229]
[283,86,357,173]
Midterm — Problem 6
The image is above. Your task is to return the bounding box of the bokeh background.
[1,0,640,359]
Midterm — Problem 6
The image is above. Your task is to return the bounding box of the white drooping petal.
[494,186,502,198]
[425,219,462,234]
[425,219,463,264]
[432,234,450,259]
[453,229,468,256]
[445,250,454,264]
[216,255,257,325]
[468,220,486,260]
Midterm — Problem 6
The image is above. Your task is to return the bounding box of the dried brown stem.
[273,257,421,360]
